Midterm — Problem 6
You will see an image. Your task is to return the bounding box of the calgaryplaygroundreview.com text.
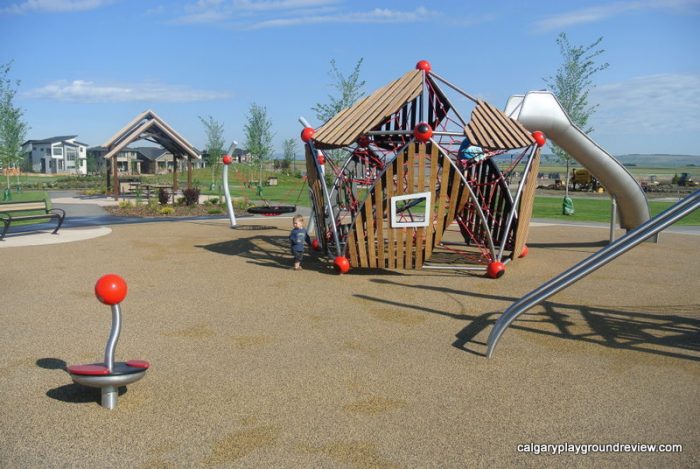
[516,442,683,456]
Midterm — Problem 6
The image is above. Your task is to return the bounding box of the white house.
[22,135,88,175]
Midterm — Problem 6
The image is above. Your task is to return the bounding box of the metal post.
[223,164,236,228]
[104,304,121,373]
[102,385,118,410]
[609,196,617,243]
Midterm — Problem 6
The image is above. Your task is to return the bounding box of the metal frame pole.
[425,75,469,126]
[308,142,342,257]
[486,189,700,359]
[428,71,478,103]
[104,304,121,373]
[434,144,498,260]
[496,146,537,260]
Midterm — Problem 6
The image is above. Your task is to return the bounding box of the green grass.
[0,190,50,204]
[530,163,700,183]
[532,196,699,225]
[0,190,54,227]
[9,167,698,226]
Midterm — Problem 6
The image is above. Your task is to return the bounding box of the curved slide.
[505,91,650,230]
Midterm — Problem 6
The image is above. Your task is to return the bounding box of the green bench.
[0,200,65,240]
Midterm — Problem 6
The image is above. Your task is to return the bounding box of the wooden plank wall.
[314,70,423,148]
[465,100,534,150]
[511,149,541,259]
[345,143,470,270]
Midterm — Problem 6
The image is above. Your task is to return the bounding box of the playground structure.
[300,61,544,277]
[66,274,149,409]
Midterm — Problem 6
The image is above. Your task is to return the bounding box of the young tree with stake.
[544,33,608,208]
[0,62,28,200]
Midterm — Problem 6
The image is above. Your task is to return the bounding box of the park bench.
[0,199,65,240]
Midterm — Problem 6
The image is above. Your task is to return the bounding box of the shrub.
[207,196,219,205]
[118,200,132,209]
[159,206,174,215]
[233,197,249,210]
[207,208,223,214]
[175,196,185,205]
[158,187,169,205]
[182,187,200,206]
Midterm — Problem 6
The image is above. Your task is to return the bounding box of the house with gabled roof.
[88,145,207,175]
[22,135,88,174]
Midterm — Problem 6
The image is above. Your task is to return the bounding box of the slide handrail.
[486,189,700,359]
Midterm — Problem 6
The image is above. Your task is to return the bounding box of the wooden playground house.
[302,61,544,277]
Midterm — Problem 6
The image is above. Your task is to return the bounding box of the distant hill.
[614,154,700,167]
[542,153,700,167]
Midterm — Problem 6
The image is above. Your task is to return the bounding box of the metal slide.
[505,91,650,230]
[486,189,699,359]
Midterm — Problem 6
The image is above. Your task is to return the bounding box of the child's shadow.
[198,236,331,273]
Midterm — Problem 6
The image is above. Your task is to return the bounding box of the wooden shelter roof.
[101,110,201,160]
[464,100,534,150]
[313,70,423,148]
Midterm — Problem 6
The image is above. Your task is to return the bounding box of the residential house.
[201,148,252,164]
[87,146,206,175]
[22,135,88,174]
[232,148,252,163]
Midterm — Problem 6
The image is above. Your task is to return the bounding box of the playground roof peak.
[311,65,533,151]
[101,110,201,161]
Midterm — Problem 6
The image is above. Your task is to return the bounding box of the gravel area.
[1,217,697,467]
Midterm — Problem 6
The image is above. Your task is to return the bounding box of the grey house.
[22,135,88,174]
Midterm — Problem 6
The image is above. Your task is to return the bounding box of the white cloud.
[168,0,438,28]
[0,0,115,14]
[244,6,434,29]
[231,0,339,11]
[591,74,700,134]
[22,80,233,103]
[533,0,700,32]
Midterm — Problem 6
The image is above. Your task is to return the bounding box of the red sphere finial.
[519,245,529,258]
[334,256,350,274]
[222,154,233,165]
[311,239,320,251]
[532,131,546,147]
[486,262,506,279]
[414,122,433,142]
[301,127,315,143]
[316,150,325,166]
[416,60,431,72]
[95,274,127,305]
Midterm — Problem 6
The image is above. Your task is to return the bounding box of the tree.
[312,58,366,123]
[243,103,274,186]
[544,33,609,198]
[199,115,226,189]
[283,138,297,174]
[0,61,28,199]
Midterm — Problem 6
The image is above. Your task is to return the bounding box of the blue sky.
[2,0,699,156]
